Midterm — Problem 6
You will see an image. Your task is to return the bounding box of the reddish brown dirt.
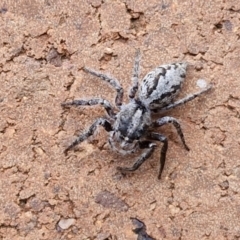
[1,1,240,239]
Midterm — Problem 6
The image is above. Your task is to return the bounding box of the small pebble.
[197,79,208,89]
[58,218,76,230]
[104,47,113,54]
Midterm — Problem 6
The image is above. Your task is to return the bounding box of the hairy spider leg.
[152,116,190,151]
[116,141,156,175]
[83,67,123,109]
[129,49,141,99]
[149,133,168,179]
[61,98,116,119]
[64,118,112,154]
[159,85,212,112]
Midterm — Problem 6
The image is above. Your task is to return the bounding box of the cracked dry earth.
[1,0,240,239]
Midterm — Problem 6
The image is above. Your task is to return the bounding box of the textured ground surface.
[1,0,240,239]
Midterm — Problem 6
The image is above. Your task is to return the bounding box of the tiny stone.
[91,0,102,8]
[219,180,229,190]
[104,47,113,54]
[195,62,203,70]
[58,218,76,230]
[97,233,111,240]
[131,12,140,18]
[197,79,208,89]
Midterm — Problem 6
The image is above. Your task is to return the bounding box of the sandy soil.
[1,0,240,239]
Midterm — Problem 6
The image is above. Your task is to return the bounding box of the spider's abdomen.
[139,62,187,110]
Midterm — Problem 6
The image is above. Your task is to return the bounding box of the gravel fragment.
[197,79,208,89]
[58,218,76,230]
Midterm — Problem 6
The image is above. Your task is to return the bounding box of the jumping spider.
[62,50,211,179]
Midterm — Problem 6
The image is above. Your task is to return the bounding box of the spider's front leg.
[117,133,168,179]
[116,141,156,176]
[148,133,168,179]
[61,98,116,119]
[83,67,123,108]
[129,49,141,99]
[152,116,190,151]
[64,118,112,154]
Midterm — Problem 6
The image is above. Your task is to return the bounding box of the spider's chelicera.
[62,50,211,179]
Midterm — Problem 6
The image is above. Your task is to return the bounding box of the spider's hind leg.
[159,85,212,112]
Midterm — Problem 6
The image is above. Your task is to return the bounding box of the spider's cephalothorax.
[109,100,151,155]
[62,50,211,179]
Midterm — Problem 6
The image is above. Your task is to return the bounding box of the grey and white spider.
[62,50,211,179]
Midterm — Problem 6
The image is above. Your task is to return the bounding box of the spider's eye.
[125,137,133,143]
[119,135,124,140]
